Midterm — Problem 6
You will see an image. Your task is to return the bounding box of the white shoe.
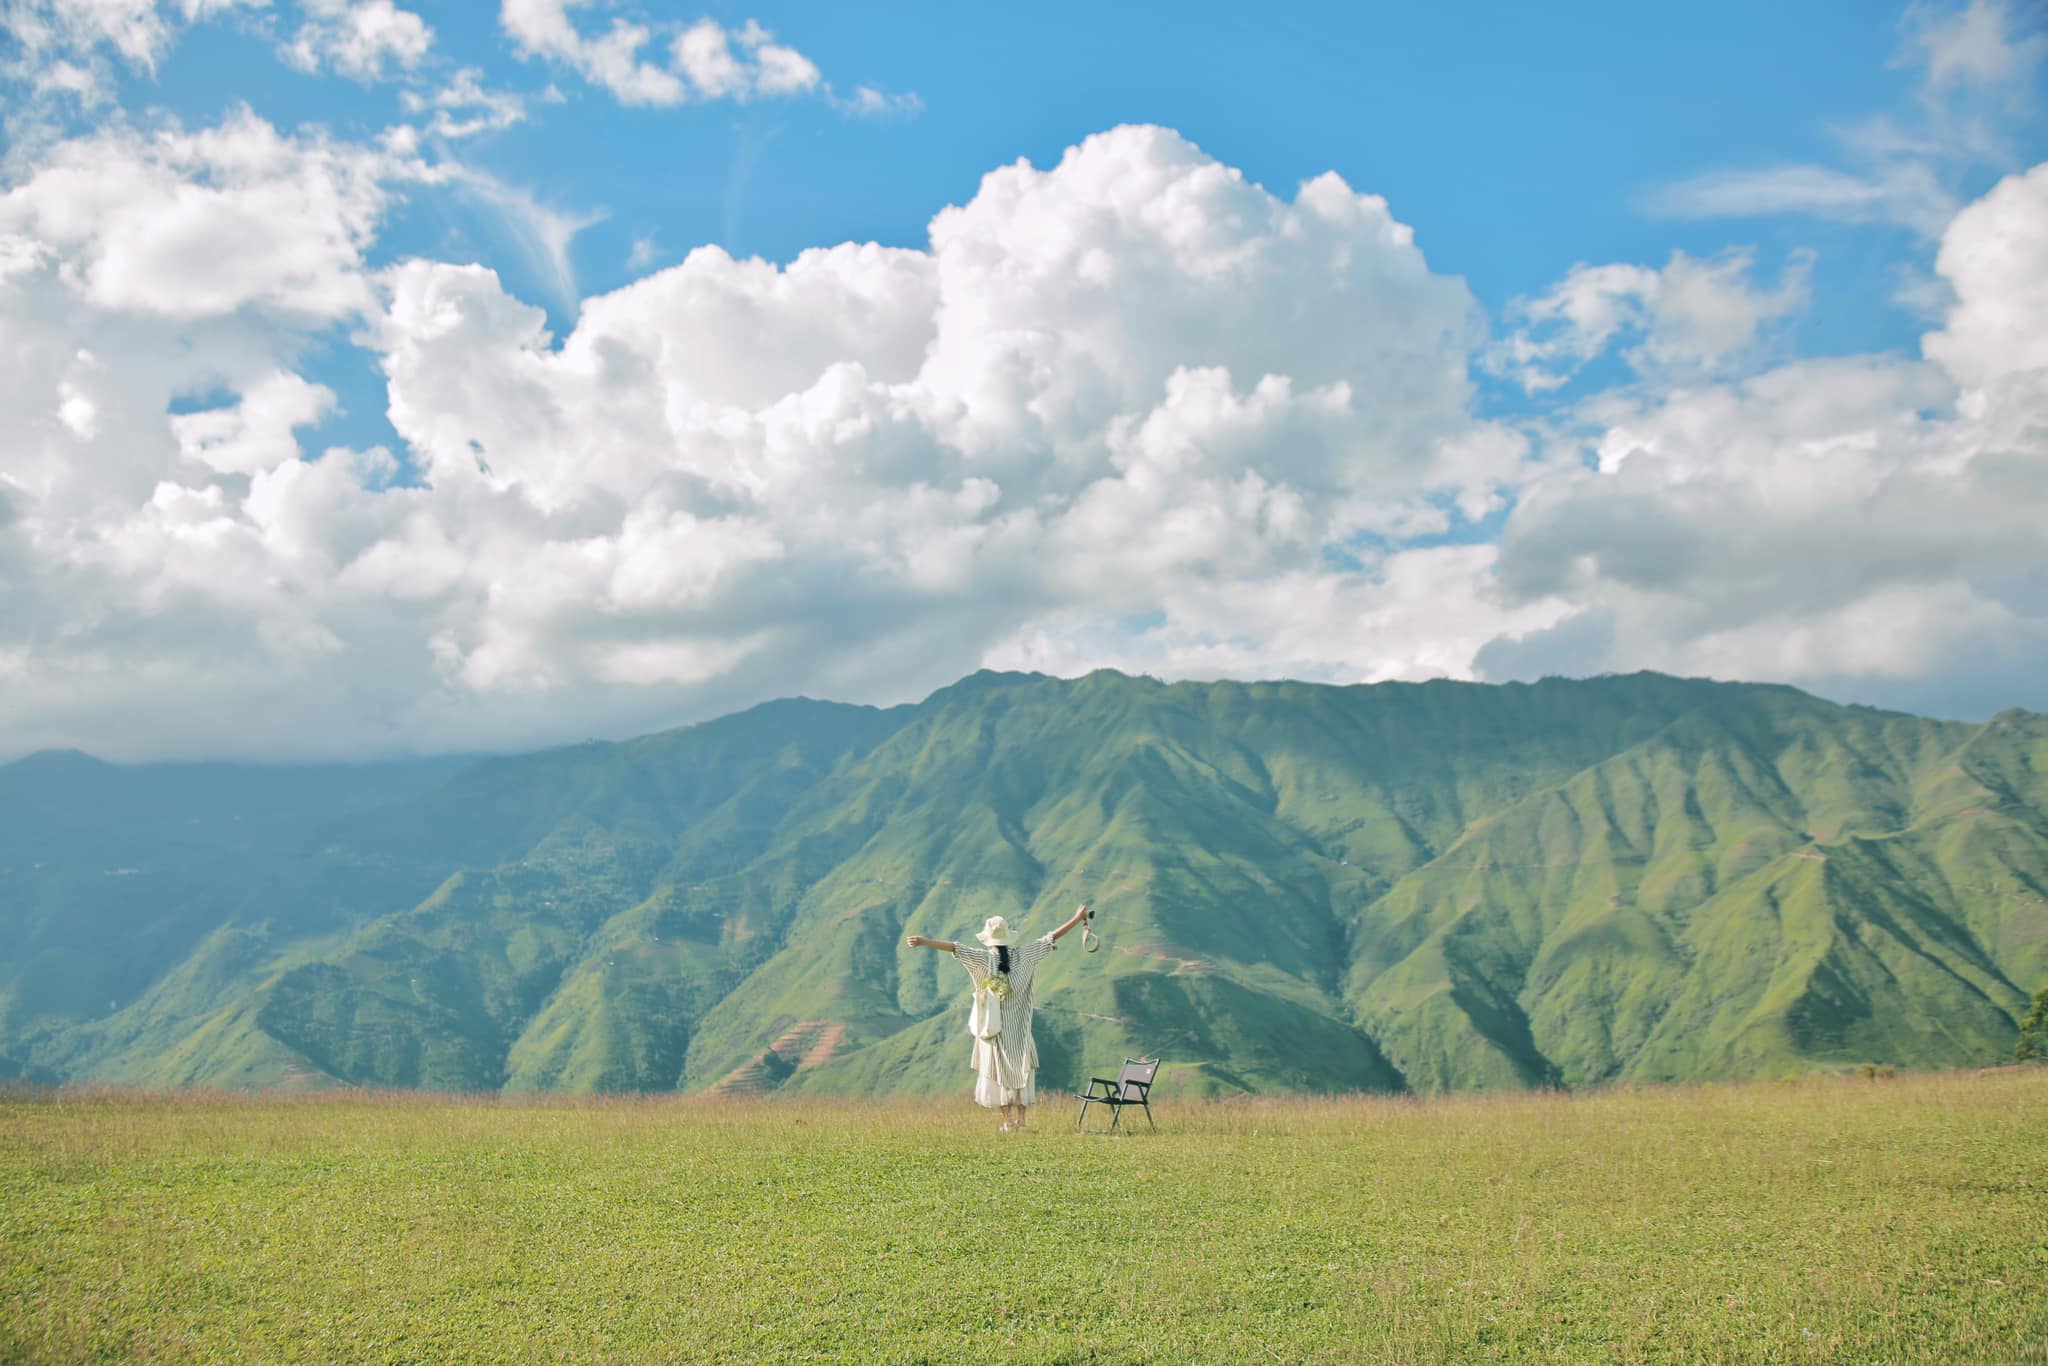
[998,1123,1012,1132]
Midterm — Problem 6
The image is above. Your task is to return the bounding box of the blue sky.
[149,5,1958,331]
[2,0,2045,758]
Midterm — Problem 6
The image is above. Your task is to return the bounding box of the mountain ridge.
[3,670,2042,1097]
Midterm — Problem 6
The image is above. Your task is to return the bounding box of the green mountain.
[4,672,2044,1097]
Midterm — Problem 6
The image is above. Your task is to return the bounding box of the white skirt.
[970,1032,1038,1108]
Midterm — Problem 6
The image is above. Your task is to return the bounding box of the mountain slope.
[4,672,2043,1097]
[1347,693,2042,1089]
[0,752,467,1052]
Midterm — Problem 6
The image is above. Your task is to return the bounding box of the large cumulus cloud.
[1,120,1547,758]
[4,84,2044,761]
[1482,161,2048,715]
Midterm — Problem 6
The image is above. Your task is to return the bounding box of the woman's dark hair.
[995,944,1011,974]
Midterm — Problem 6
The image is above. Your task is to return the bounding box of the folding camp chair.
[1074,1057,1159,1132]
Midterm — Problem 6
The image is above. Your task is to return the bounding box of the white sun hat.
[975,915,1017,947]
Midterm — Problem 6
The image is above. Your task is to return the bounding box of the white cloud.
[498,4,905,113]
[1646,0,2043,236]
[1644,162,1959,237]
[669,16,742,98]
[4,91,2042,763]
[834,85,923,119]
[918,130,1488,487]
[672,17,821,101]
[1490,249,1812,393]
[283,0,431,81]
[0,105,466,759]
[749,39,819,96]
[987,547,1566,688]
[1482,160,2048,707]
[4,0,178,69]
[398,67,527,140]
[170,369,334,474]
[443,167,601,311]
[1921,161,2048,388]
[0,123,1523,758]
[499,0,683,106]
[1900,0,2047,90]
[0,108,409,320]
[0,0,265,100]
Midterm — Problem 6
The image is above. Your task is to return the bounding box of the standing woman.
[907,903,1092,1131]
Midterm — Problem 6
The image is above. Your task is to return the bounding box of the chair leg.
[1143,1101,1155,1132]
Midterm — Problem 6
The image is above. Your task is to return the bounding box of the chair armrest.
[1087,1077,1122,1098]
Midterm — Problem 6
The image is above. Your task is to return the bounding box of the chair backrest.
[1117,1057,1158,1100]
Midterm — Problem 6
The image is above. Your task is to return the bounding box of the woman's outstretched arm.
[1049,904,1091,942]
[905,935,958,952]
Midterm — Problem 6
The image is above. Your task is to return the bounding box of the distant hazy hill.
[4,671,2044,1097]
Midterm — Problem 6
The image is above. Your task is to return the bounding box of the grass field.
[3,1070,2045,1363]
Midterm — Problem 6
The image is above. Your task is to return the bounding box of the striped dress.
[951,933,1057,1107]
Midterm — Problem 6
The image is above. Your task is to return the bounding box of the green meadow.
[3,1069,2045,1364]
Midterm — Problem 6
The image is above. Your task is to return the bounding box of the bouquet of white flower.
[982,973,1012,1001]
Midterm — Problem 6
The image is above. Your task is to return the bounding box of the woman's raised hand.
[905,934,925,948]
